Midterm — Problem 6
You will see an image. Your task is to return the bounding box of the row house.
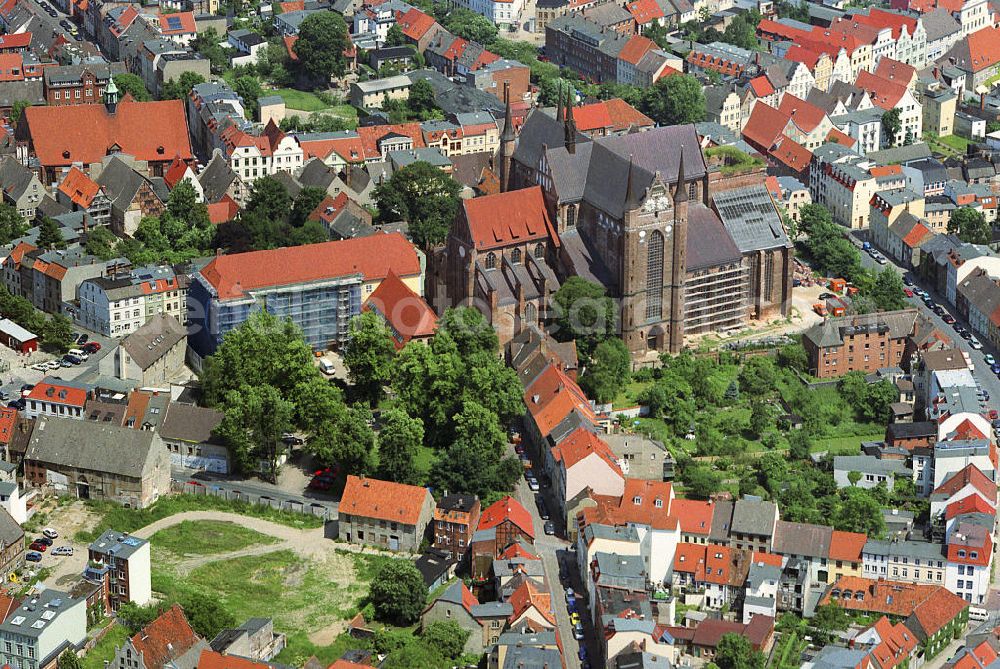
[942,25,1000,92]
[43,61,125,106]
[956,268,1000,349]
[470,495,535,582]
[219,119,303,182]
[945,521,993,604]
[76,265,186,338]
[862,537,948,585]
[672,542,750,609]
[809,143,891,229]
[856,70,923,145]
[432,493,481,561]
[801,309,922,378]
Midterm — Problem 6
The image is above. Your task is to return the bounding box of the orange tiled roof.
[0,408,17,445]
[26,380,86,406]
[206,195,239,225]
[601,479,677,530]
[198,233,420,300]
[742,103,790,152]
[822,576,968,634]
[357,122,425,158]
[22,97,192,167]
[363,271,438,350]
[163,155,190,189]
[57,166,100,208]
[778,93,827,133]
[856,70,908,110]
[826,127,856,148]
[874,57,916,86]
[772,136,811,172]
[962,26,1000,74]
[933,463,998,501]
[158,10,195,34]
[340,475,430,525]
[198,650,272,669]
[829,530,867,562]
[396,7,437,40]
[462,185,557,252]
[524,364,596,439]
[551,427,622,475]
[625,0,664,24]
[508,580,555,627]
[867,616,917,669]
[672,498,713,536]
[131,604,202,669]
[479,495,534,539]
[619,35,656,66]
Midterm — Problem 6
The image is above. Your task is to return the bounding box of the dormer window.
[633,496,641,505]
[654,498,663,508]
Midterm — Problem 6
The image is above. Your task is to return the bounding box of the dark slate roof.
[159,402,224,444]
[198,149,238,203]
[713,184,791,253]
[25,416,163,478]
[96,157,160,212]
[687,204,743,271]
[120,313,186,370]
[0,80,43,108]
[773,519,832,558]
[0,156,36,201]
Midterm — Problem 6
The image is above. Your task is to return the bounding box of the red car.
[990,410,998,420]
[83,342,101,353]
[29,542,47,552]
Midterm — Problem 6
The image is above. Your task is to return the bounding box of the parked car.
[990,409,999,420]
[29,542,47,552]
[544,520,555,535]
[62,355,82,365]
[75,334,88,344]
[902,275,913,286]
[819,292,835,300]
[41,528,58,539]
[536,495,549,520]
[578,645,588,662]
[903,288,913,297]
[574,622,585,640]
[281,433,304,445]
[569,612,581,626]
[971,338,984,350]
[35,537,52,546]
[25,551,41,562]
[526,476,539,492]
[943,315,956,324]
[44,360,61,370]
[985,354,996,366]
[961,331,974,340]
[51,546,73,556]
[83,342,100,353]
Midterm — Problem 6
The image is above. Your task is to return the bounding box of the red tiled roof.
[357,122,425,159]
[619,35,656,66]
[946,495,995,519]
[499,542,538,560]
[206,195,239,225]
[856,70,908,110]
[625,0,664,24]
[749,76,774,98]
[822,576,968,631]
[911,586,970,637]
[22,97,192,167]
[508,580,555,627]
[784,44,824,70]
[952,640,998,669]
[0,54,23,82]
[933,463,998,501]
[158,10,195,34]
[283,35,299,61]
[462,185,557,252]
[198,650,272,669]
[163,155,190,189]
[131,605,202,669]
[363,271,438,350]
[198,233,421,300]
[751,551,783,567]
[772,136,811,173]
[829,530,867,562]
[901,219,932,248]
[850,8,917,40]
[572,101,613,132]
[340,475,430,525]
[396,7,437,40]
[826,127,856,148]
[308,192,350,225]
[672,498,713,536]
[57,166,100,208]
[867,616,918,669]
[602,479,677,530]
[280,0,304,10]
[26,380,86,406]
[300,135,364,163]
[524,364,597,439]
[551,427,623,476]
[479,495,534,539]
[962,26,1000,74]
[0,408,16,445]
[0,33,31,50]
[573,98,653,133]
[874,57,916,86]
[742,103,790,152]
[778,93,827,133]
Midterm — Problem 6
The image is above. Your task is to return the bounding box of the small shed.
[0,319,37,353]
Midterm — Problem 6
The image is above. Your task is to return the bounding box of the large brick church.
[436,92,794,355]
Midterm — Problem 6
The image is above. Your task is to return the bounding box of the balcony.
[83,560,108,581]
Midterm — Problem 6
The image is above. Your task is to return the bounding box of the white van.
[68,348,88,360]
[970,607,990,622]
[319,359,335,375]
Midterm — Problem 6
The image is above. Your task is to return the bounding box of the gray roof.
[25,416,165,479]
[500,646,563,669]
[803,309,919,349]
[0,588,80,641]
[0,318,36,342]
[120,313,186,370]
[198,149,238,203]
[772,520,832,558]
[470,600,513,618]
[43,61,123,85]
[0,156,38,202]
[862,538,944,561]
[89,528,148,559]
[713,184,791,253]
[834,455,911,477]
[0,80,44,108]
[0,506,21,549]
[923,6,961,41]
[730,497,777,537]
[687,204,744,271]
[159,402,223,444]
[96,157,162,212]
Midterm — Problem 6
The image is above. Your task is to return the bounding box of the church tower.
[499,82,515,193]
[668,149,689,354]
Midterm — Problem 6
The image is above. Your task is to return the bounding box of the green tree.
[84,227,119,260]
[868,269,907,311]
[408,78,436,114]
[161,71,206,100]
[179,591,236,639]
[10,99,31,125]
[642,75,705,126]
[738,356,777,398]
[201,311,318,405]
[41,314,74,352]
[36,216,65,250]
[798,203,833,235]
[373,161,461,249]
[748,399,773,439]
[290,186,327,227]
[376,407,424,484]
[309,406,376,473]
[112,73,151,101]
[949,207,992,244]
[214,384,295,478]
[344,312,396,405]
[234,75,263,120]
[551,277,617,357]
[168,179,211,228]
[245,175,293,224]
[369,559,428,625]
[833,487,887,537]
[776,343,808,372]
[721,14,758,49]
[421,621,470,660]
[116,602,168,635]
[847,470,862,487]
[381,641,447,669]
[683,463,722,499]
[442,7,498,43]
[580,338,631,404]
[881,108,901,147]
[810,603,850,645]
[429,399,521,498]
[385,23,406,46]
[192,28,231,73]
[715,633,765,669]
[0,202,27,244]
[294,12,349,84]
[57,651,82,669]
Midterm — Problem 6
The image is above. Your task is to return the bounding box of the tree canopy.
[161,71,206,100]
[369,560,428,625]
[113,73,151,101]
[294,12,349,84]
[949,207,992,245]
[580,338,631,404]
[0,202,27,244]
[641,75,706,126]
[344,311,396,406]
[550,277,617,358]
[373,161,461,248]
[441,8,498,43]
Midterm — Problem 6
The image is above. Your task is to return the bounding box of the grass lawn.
[771,633,807,669]
[82,624,129,669]
[810,430,883,455]
[76,495,324,544]
[148,520,279,556]
[274,88,331,112]
[153,549,372,639]
[937,134,972,153]
[413,445,437,479]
